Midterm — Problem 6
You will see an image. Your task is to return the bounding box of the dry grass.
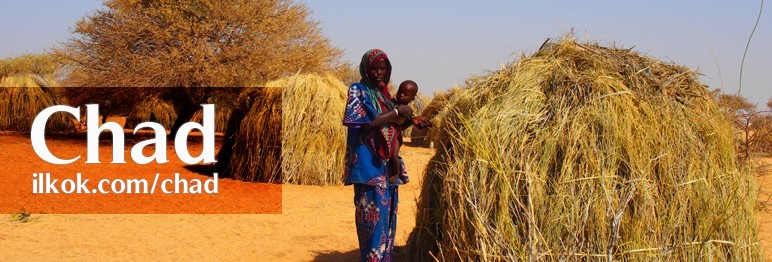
[407,37,761,261]
[124,96,177,129]
[216,73,347,185]
[217,87,282,182]
[411,87,462,147]
[0,75,76,132]
[277,73,347,185]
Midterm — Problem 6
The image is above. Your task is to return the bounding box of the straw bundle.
[124,96,177,129]
[411,88,462,147]
[278,73,347,185]
[0,75,76,132]
[217,73,347,185]
[217,87,282,182]
[407,38,760,261]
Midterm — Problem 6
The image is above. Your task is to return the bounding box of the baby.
[387,80,431,184]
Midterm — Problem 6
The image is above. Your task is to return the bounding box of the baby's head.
[396,80,418,105]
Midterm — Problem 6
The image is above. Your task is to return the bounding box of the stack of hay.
[125,96,178,129]
[410,87,461,147]
[0,75,76,132]
[217,86,282,183]
[217,73,347,185]
[407,38,760,261]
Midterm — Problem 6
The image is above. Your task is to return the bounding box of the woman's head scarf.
[359,49,392,99]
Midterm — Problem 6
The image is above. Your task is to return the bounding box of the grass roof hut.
[406,38,760,261]
[410,87,462,147]
[217,86,282,182]
[217,73,347,185]
[0,75,77,132]
[124,95,177,129]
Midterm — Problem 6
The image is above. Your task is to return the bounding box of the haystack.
[124,96,177,129]
[217,87,282,182]
[217,73,347,185]
[410,87,461,147]
[406,38,760,261]
[0,75,76,132]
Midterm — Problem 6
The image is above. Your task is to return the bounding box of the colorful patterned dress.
[343,81,407,262]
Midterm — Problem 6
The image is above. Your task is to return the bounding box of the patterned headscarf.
[359,49,392,101]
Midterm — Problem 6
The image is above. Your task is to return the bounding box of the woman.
[343,49,414,261]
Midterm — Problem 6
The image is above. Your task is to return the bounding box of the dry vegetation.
[0,75,76,132]
[410,87,462,147]
[217,87,282,182]
[52,0,345,135]
[217,73,347,185]
[407,37,760,261]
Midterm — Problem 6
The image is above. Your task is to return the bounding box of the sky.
[1,1,770,107]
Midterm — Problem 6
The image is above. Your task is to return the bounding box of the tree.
[713,91,772,158]
[54,0,343,134]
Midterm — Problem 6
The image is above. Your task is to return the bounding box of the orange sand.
[1,131,769,261]
[0,132,433,261]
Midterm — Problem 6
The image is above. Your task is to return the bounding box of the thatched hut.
[124,96,177,129]
[406,38,760,261]
[217,73,347,185]
[189,88,240,133]
[0,75,77,132]
[410,87,461,147]
[217,87,282,182]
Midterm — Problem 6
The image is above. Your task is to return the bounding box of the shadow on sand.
[312,246,409,262]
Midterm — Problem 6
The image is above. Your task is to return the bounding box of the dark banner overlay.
[0,87,282,214]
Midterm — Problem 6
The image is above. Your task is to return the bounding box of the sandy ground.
[1,130,770,261]
[756,157,772,261]
[0,132,433,261]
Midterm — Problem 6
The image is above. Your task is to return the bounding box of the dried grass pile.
[124,96,177,129]
[217,87,282,182]
[411,88,461,147]
[279,73,347,185]
[407,38,760,261]
[217,73,347,185]
[0,75,76,132]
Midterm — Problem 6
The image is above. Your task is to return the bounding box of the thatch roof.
[410,87,462,147]
[189,88,241,133]
[217,87,282,182]
[124,96,177,130]
[407,38,760,261]
[217,73,347,185]
[0,75,77,132]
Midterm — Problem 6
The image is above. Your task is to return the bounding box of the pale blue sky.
[1,1,769,106]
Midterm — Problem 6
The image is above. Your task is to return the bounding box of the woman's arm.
[362,104,414,130]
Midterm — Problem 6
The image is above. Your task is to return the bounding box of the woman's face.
[367,58,389,87]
